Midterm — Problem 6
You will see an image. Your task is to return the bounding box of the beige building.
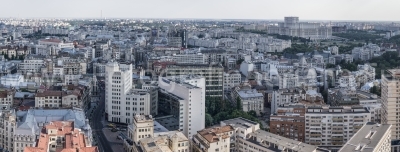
[192,126,234,152]
[339,122,391,152]
[0,89,14,105]
[124,114,189,152]
[35,90,81,108]
[382,69,400,139]
[216,117,326,152]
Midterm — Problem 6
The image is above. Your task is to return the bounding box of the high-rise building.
[105,61,157,124]
[339,122,391,152]
[165,64,224,99]
[158,75,205,138]
[381,69,400,139]
[305,106,371,151]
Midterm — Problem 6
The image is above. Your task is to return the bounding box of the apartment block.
[381,69,400,139]
[18,54,46,74]
[305,106,371,150]
[223,70,241,91]
[0,89,14,105]
[339,122,391,152]
[158,75,205,138]
[24,121,98,152]
[165,64,223,99]
[269,105,306,142]
[172,53,206,64]
[218,117,327,152]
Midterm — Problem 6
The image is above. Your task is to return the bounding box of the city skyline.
[2,0,400,21]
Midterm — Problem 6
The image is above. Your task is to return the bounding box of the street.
[92,84,113,152]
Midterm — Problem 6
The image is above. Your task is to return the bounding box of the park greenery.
[333,30,383,43]
[205,97,263,128]
[337,51,400,79]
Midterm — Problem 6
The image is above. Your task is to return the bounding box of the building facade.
[382,69,400,139]
[305,106,371,150]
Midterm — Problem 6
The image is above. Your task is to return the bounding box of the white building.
[268,17,332,40]
[158,75,205,138]
[232,85,264,115]
[279,73,299,89]
[0,74,24,87]
[105,61,157,124]
[305,106,372,150]
[18,55,46,74]
[223,70,241,91]
[339,123,391,152]
[172,53,206,64]
[352,44,381,61]
[239,61,254,77]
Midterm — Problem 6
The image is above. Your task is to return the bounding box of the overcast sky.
[1,0,400,21]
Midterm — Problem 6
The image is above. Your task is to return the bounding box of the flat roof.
[221,117,258,129]
[248,130,320,152]
[339,122,391,152]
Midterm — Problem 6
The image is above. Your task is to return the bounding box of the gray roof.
[237,89,263,99]
[15,108,88,136]
[339,122,391,152]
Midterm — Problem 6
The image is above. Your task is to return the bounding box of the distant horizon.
[1,17,399,23]
[1,0,400,22]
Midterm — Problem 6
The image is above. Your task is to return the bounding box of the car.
[107,124,115,128]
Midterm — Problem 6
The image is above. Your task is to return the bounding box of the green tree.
[236,97,242,111]
[236,59,244,65]
[247,110,257,117]
[205,113,214,127]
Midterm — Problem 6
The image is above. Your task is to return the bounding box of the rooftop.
[248,130,321,152]
[220,117,258,129]
[197,125,234,143]
[339,122,391,152]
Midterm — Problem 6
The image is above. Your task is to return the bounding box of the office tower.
[165,64,224,99]
[105,61,157,124]
[158,75,205,138]
[382,69,400,139]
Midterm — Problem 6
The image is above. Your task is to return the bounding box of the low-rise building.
[192,125,234,152]
[124,114,189,152]
[270,105,306,142]
[232,85,264,115]
[24,121,98,152]
[223,70,241,91]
